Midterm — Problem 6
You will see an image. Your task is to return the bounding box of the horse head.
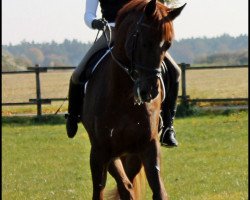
[115,0,186,104]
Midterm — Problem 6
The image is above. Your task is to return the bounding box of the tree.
[16,55,33,67]
[26,47,45,64]
[2,50,32,71]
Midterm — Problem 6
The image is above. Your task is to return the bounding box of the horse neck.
[108,38,132,87]
[112,42,130,66]
[106,55,133,98]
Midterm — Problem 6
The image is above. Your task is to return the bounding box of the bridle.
[98,13,166,103]
[130,15,163,84]
[103,14,162,83]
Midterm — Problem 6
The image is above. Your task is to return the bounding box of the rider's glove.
[91,19,107,30]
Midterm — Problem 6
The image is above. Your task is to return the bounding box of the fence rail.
[2,64,248,117]
[179,63,248,104]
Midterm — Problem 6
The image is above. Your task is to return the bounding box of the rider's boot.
[160,81,179,147]
[65,78,83,138]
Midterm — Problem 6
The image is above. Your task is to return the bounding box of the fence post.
[35,64,42,117]
[180,63,187,104]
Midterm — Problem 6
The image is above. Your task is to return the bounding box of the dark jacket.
[99,0,131,22]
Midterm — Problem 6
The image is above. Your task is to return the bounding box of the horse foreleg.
[90,147,108,200]
[108,158,135,200]
[141,140,168,200]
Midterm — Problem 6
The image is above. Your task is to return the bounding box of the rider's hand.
[91,19,107,30]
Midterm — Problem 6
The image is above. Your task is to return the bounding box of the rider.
[66,0,181,147]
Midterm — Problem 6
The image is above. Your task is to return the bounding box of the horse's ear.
[145,0,157,17]
[167,3,186,21]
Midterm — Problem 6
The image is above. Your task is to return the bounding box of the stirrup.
[160,127,178,148]
[158,114,164,132]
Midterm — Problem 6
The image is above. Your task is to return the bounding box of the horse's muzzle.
[134,85,159,105]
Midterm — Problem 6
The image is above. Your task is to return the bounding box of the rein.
[103,25,132,78]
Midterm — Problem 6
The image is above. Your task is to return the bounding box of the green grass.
[2,112,248,200]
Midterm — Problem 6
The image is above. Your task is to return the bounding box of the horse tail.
[132,165,146,200]
[105,166,146,200]
[104,189,119,200]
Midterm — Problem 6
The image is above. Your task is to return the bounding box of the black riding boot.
[65,78,83,138]
[160,81,179,147]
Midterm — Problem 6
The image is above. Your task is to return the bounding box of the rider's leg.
[66,28,115,138]
[65,79,83,138]
[160,52,181,147]
[71,29,114,85]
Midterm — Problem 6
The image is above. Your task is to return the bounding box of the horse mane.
[116,0,175,42]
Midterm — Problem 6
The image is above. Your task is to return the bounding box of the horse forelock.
[116,0,175,42]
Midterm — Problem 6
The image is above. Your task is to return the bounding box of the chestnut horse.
[81,0,185,199]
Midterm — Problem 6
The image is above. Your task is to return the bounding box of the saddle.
[79,47,110,84]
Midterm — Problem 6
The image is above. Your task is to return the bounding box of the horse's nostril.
[151,88,159,99]
[137,86,158,103]
[140,90,147,100]
[140,90,152,102]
